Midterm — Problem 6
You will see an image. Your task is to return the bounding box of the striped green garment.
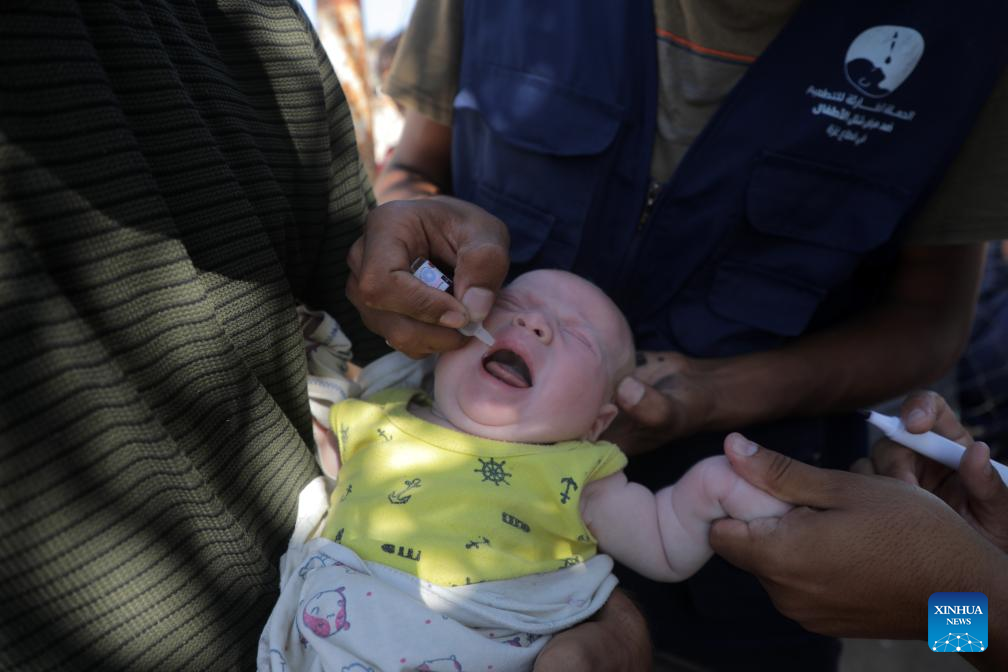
[1,1,386,669]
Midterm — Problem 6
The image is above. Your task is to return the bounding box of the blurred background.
[297,0,414,181]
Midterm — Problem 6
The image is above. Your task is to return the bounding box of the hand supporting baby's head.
[433,269,635,444]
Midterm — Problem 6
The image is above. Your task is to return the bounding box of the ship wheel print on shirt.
[473,457,511,486]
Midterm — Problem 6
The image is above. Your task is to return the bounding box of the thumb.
[452,243,508,321]
[616,377,673,426]
[959,441,1008,516]
[723,432,849,508]
[433,197,509,318]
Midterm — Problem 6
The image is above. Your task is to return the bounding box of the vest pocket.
[454,63,623,156]
[453,64,624,268]
[706,152,910,337]
[472,184,557,264]
[746,152,910,253]
[708,262,825,337]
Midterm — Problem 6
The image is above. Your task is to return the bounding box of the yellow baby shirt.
[321,389,627,586]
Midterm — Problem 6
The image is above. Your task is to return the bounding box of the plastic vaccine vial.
[410,258,495,346]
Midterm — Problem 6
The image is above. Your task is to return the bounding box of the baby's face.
[434,270,632,443]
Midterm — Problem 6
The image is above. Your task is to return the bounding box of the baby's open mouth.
[483,349,533,388]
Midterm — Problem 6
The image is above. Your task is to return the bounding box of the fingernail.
[461,287,495,322]
[728,433,759,457]
[617,377,645,407]
[907,409,927,426]
[439,310,466,328]
[976,442,995,476]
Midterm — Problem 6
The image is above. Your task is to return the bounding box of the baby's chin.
[445,405,528,441]
[441,403,579,444]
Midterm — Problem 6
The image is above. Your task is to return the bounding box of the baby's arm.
[581,454,790,582]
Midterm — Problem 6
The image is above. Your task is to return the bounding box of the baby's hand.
[716,437,792,521]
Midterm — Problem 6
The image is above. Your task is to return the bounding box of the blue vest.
[454,0,1005,351]
[452,5,1006,659]
[453,0,1007,470]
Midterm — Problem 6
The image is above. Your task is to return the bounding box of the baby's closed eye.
[564,327,593,348]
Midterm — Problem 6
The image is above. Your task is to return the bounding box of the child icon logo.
[844,26,924,98]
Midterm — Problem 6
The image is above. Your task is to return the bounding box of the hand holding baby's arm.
[582,446,790,582]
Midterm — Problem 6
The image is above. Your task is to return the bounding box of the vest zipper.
[637,180,662,231]
[615,179,664,311]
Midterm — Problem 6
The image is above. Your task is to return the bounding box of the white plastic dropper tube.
[863,410,1008,486]
[456,321,495,346]
[410,258,495,347]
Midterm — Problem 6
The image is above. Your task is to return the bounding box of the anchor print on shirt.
[301,587,351,638]
[388,478,421,504]
[465,536,490,550]
[559,476,578,503]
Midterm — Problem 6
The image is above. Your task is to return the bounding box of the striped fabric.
[1,1,384,669]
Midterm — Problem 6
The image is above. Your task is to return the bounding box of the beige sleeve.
[383,0,463,126]
[902,69,1008,245]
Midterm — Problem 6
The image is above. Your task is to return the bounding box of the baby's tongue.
[485,360,531,388]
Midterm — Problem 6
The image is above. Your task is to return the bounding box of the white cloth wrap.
[258,478,618,672]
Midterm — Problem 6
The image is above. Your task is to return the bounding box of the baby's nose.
[514,313,552,343]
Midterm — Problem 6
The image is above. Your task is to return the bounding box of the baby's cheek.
[567,360,610,401]
[548,372,606,420]
[434,349,470,388]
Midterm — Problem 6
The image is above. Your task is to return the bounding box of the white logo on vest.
[803,26,923,147]
[844,26,924,98]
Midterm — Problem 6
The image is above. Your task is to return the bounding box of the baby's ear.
[585,402,619,442]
